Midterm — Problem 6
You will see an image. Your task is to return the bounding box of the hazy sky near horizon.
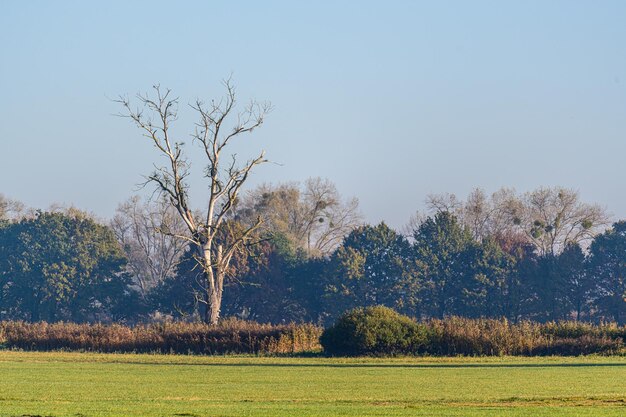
[1,1,625,228]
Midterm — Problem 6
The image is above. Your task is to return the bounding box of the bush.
[320,306,428,356]
[321,308,626,357]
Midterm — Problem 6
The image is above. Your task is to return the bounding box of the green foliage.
[323,223,411,320]
[321,307,625,357]
[3,203,626,330]
[412,212,477,318]
[0,211,137,322]
[458,237,517,318]
[221,232,308,323]
[320,306,428,356]
[588,221,626,324]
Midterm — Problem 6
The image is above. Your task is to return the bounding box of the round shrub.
[320,306,428,356]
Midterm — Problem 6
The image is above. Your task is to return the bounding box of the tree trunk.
[201,273,222,325]
[200,242,224,325]
[208,290,222,325]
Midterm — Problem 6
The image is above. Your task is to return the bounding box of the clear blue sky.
[1,1,625,228]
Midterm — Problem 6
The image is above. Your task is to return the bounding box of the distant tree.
[111,196,188,298]
[237,178,361,257]
[118,80,271,324]
[324,223,411,321]
[0,211,135,322]
[411,212,475,318]
[287,255,331,323]
[220,234,306,323]
[427,187,609,256]
[426,187,609,321]
[514,187,609,256]
[522,254,573,322]
[588,221,626,324]
[460,237,516,318]
[559,243,593,321]
[426,188,522,242]
[0,194,26,222]
[518,243,594,322]
[149,247,204,320]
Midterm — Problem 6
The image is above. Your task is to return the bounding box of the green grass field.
[0,351,625,416]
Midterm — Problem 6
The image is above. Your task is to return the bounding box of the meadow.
[0,351,624,416]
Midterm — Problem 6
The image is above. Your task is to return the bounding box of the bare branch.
[118,80,271,324]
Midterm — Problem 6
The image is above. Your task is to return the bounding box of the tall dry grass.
[0,319,322,355]
[1,317,624,356]
[424,317,624,356]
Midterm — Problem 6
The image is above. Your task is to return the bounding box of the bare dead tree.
[426,187,610,256]
[111,196,188,297]
[301,178,361,255]
[117,80,271,324]
[237,178,361,257]
[0,194,26,222]
[513,187,610,256]
[425,192,463,215]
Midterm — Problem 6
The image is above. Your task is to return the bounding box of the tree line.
[1,82,624,326]
[1,184,625,325]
